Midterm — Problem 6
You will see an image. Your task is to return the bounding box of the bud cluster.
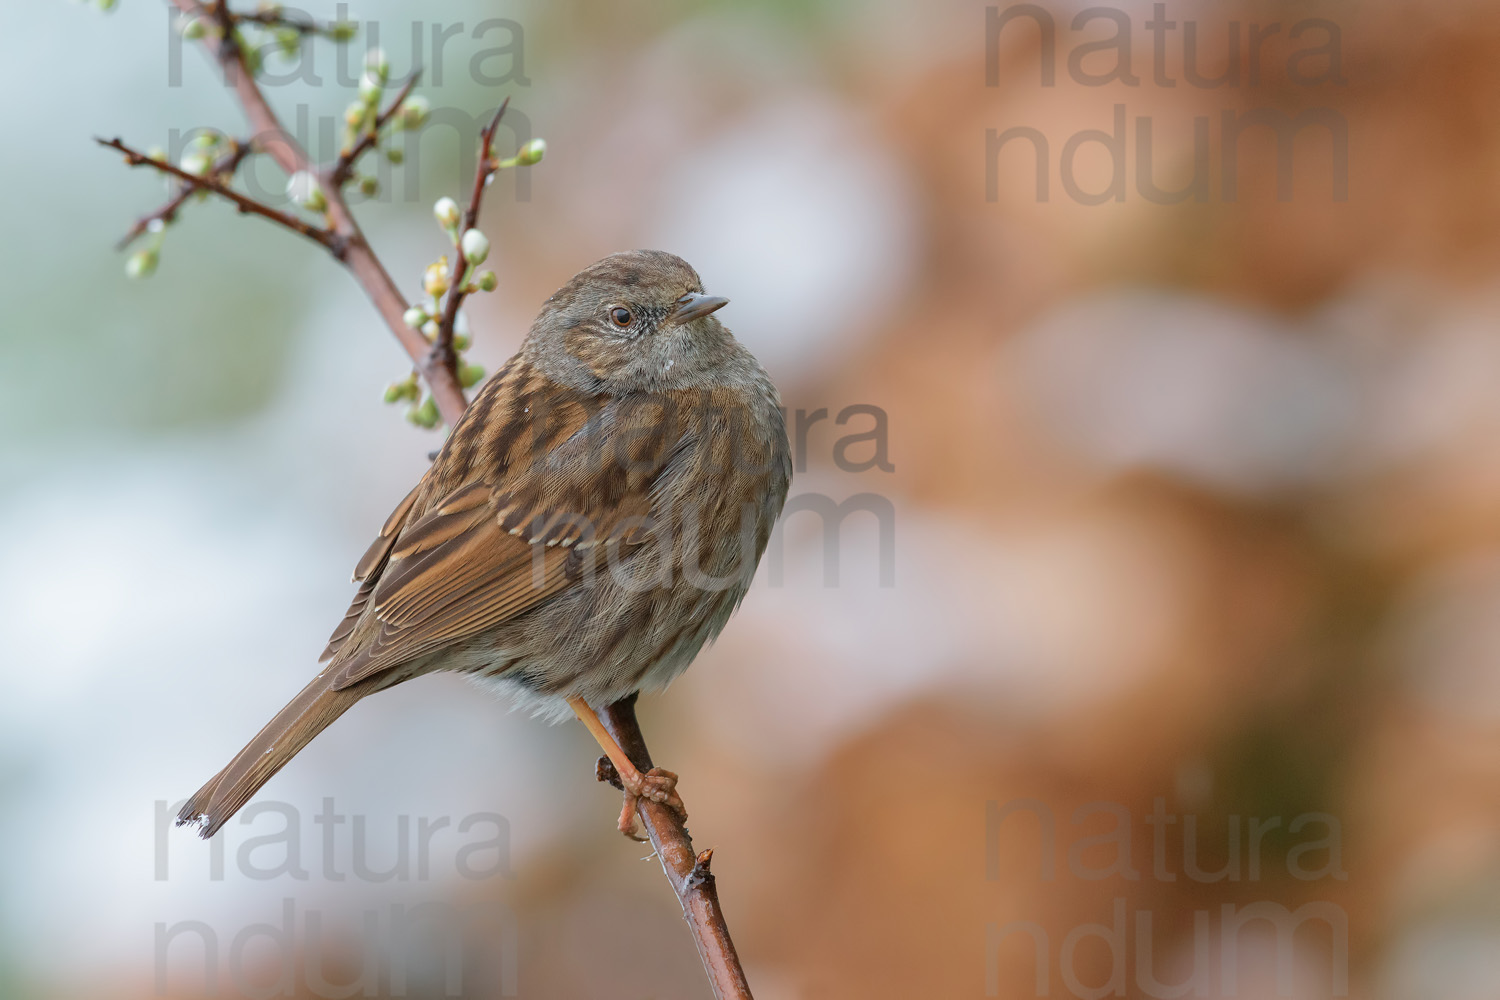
[165,2,362,69]
[383,200,497,426]
[125,135,245,281]
[380,132,547,429]
[340,49,432,193]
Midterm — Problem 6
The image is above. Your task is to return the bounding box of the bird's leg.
[566,696,685,840]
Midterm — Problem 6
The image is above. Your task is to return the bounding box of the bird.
[177,249,792,841]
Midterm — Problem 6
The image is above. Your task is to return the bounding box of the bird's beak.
[672,292,729,324]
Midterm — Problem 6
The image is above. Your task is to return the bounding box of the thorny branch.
[113,138,252,250]
[104,3,755,998]
[99,136,334,249]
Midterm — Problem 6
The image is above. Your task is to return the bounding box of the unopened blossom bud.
[286,171,326,212]
[364,48,389,84]
[460,228,489,265]
[408,396,440,428]
[515,138,546,166]
[358,70,382,104]
[126,248,158,279]
[399,96,430,130]
[423,259,450,297]
[180,151,212,177]
[432,197,460,231]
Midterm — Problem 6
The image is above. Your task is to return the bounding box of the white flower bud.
[126,248,158,279]
[364,48,389,84]
[460,228,489,265]
[403,306,428,328]
[180,150,212,177]
[421,319,440,341]
[516,138,546,166]
[399,96,430,130]
[423,258,450,297]
[358,70,383,104]
[286,171,326,212]
[432,196,460,231]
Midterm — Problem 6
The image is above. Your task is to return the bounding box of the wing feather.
[321,482,423,662]
[320,361,684,689]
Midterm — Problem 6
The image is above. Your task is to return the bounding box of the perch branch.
[601,695,753,1000]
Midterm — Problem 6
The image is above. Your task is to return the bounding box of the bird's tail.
[176,670,367,839]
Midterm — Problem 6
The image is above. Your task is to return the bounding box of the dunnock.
[178,250,791,839]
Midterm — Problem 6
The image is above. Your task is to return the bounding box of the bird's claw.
[616,766,685,840]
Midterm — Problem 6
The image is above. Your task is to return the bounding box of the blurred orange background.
[4,0,1500,997]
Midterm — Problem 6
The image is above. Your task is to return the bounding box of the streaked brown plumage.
[179,250,791,839]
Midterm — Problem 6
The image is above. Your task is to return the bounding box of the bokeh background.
[4,0,1499,997]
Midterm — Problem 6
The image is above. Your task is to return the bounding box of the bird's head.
[525,250,736,393]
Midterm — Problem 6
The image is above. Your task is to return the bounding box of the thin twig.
[601,695,754,1000]
[114,139,252,249]
[432,98,510,375]
[329,71,421,187]
[98,136,334,248]
[230,7,337,35]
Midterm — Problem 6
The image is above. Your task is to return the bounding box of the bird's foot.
[596,756,686,840]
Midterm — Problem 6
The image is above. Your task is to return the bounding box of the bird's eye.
[609,307,633,328]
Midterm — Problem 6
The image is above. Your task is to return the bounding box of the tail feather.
[177,670,367,839]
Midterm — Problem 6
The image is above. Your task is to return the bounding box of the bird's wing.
[319,482,423,663]
[322,373,675,690]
